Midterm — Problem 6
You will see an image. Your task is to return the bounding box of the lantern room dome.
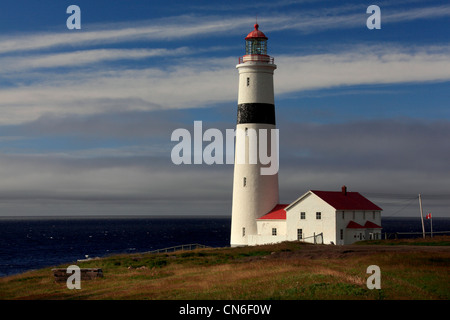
[245,24,268,40]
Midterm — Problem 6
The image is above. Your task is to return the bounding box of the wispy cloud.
[260,3,450,34]
[0,47,191,72]
[383,4,450,23]
[2,4,449,55]
[0,15,251,55]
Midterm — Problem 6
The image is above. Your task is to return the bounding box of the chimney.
[341,185,347,195]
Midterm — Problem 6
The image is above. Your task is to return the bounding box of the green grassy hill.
[1,237,449,300]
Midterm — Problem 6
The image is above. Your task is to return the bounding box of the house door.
[297,229,302,240]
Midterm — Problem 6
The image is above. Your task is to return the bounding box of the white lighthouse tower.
[230,24,279,246]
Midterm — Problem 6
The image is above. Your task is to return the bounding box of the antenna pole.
[419,194,425,238]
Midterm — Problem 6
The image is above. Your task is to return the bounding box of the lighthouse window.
[247,77,250,87]
[272,228,277,236]
[246,39,267,55]
[242,227,245,237]
[243,177,247,187]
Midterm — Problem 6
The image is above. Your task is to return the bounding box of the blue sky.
[0,0,449,217]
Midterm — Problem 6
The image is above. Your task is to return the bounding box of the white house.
[248,186,382,246]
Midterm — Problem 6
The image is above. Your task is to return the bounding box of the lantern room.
[245,24,268,55]
[239,24,274,64]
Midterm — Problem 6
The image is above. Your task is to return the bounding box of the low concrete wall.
[52,268,103,282]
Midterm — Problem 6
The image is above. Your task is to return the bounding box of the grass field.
[1,237,449,300]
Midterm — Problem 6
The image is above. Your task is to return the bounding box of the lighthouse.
[230,24,279,247]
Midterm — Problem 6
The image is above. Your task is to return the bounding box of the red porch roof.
[258,204,288,220]
[346,221,365,229]
[364,221,382,229]
[347,220,382,229]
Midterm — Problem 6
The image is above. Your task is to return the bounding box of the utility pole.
[419,194,425,238]
[427,213,433,238]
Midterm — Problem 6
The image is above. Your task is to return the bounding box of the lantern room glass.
[246,39,267,55]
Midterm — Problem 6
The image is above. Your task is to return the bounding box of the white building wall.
[285,192,337,244]
[249,219,287,246]
[257,220,286,236]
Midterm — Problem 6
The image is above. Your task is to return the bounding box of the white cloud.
[275,45,450,94]
[1,3,448,55]
[1,44,449,125]
[1,117,449,216]
[0,56,237,125]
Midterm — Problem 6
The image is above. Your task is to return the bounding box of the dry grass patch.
[1,240,449,300]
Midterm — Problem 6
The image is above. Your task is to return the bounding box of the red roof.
[258,204,288,220]
[364,221,382,229]
[245,24,268,40]
[346,221,365,229]
[347,220,382,229]
[311,190,382,211]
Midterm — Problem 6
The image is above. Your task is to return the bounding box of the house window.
[352,211,355,220]
[342,211,345,219]
[340,229,344,240]
[316,212,321,220]
[300,212,305,220]
[243,177,246,187]
[297,229,303,240]
[373,211,376,219]
[246,77,250,86]
[363,212,366,220]
[242,227,245,237]
[272,228,277,236]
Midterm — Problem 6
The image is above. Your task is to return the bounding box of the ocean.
[0,216,449,277]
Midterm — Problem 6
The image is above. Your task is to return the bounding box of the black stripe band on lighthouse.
[230,24,279,247]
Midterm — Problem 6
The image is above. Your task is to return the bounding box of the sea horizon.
[1,216,449,277]
[1,214,448,220]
